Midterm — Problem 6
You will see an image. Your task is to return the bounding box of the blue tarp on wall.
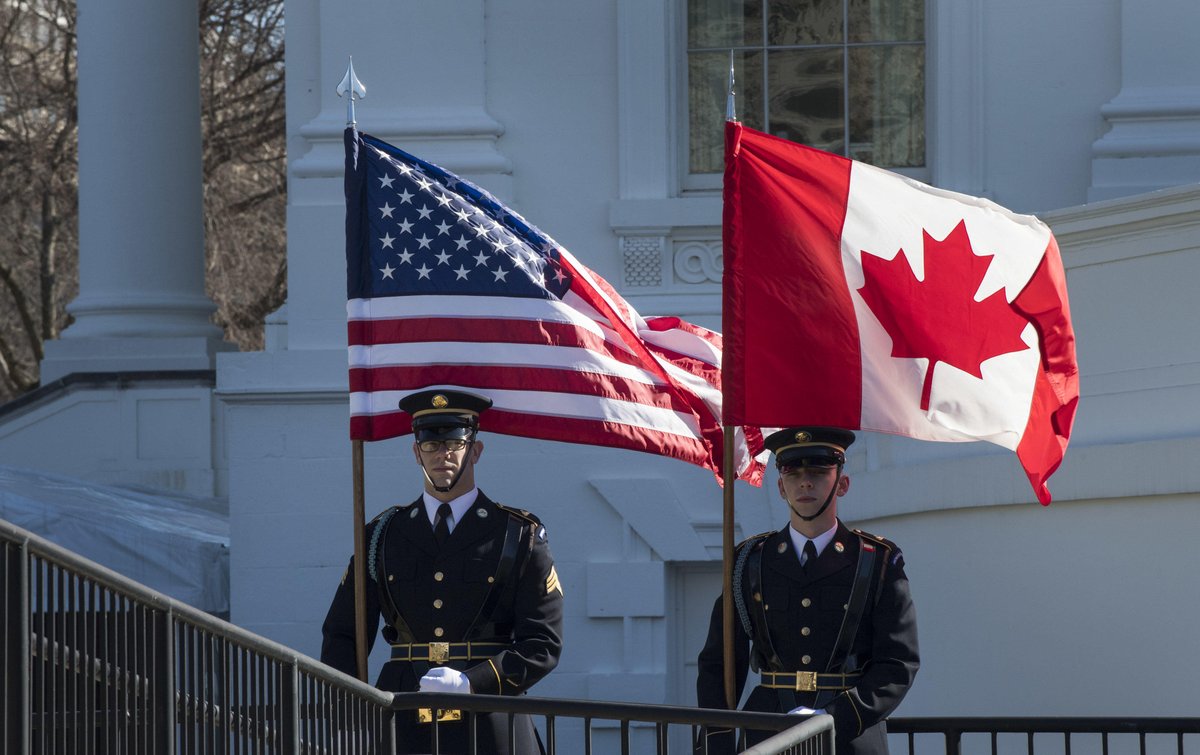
[0,465,229,615]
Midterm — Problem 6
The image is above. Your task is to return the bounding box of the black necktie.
[802,540,818,573]
[434,503,452,545]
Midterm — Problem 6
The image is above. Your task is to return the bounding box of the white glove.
[419,666,472,694]
[787,705,818,715]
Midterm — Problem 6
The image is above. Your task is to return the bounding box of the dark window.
[687,0,925,174]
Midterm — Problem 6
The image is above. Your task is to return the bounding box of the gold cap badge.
[431,394,449,408]
[795,431,811,442]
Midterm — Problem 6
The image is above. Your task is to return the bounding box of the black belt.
[388,641,508,663]
[760,671,862,692]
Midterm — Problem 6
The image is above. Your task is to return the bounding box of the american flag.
[344,128,765,485]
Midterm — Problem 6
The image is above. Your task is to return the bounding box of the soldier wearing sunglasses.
[321,389,563,754]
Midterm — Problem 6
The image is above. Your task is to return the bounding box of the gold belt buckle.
[429,642,450,663]
[794,671,818,692]
[417,708,463,724]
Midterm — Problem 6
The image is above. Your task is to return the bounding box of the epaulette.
[853,528,905,576]
[494,502,543,527]
[853,528,897,553]
[368,503,404,527]
[736,530,774,550]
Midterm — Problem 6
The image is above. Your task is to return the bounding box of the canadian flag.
[722,122,1079,504]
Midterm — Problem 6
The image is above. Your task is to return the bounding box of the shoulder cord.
[370,508,415,643]
[367,507,398,582]
[732,540,754,637]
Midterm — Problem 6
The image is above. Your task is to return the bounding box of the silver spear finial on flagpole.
[726,50,737,122]
[337,56,367,127]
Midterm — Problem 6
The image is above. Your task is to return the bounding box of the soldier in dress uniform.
[695,427,918,755]
[321,389,564,755]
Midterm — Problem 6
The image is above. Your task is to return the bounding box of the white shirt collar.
[788,520,839,561]
[423,487,480,532]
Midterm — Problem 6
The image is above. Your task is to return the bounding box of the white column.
[42,0,228,382]
[284,0,510,352]
[1089,0,1200,202]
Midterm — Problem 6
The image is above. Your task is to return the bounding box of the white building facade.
[2,0,1199,746]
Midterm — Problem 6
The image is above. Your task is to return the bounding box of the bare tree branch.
[0,0,287,400]
[0,259,42,362]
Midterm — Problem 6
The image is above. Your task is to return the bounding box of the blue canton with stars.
[345,129,573,301]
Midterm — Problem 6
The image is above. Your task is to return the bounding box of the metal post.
[152,608,176,753]
[383,707,397,755]
[3,539,31,755]
[281,661,301,753]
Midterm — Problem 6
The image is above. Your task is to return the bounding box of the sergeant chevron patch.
[545,566,563,596]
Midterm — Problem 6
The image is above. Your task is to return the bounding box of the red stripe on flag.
[721,121,862,427]
[350,364,683,411]
[349,317,640,367]
[1013,237,1080,504]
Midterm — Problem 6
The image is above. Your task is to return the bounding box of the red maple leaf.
[858,220,1031,411]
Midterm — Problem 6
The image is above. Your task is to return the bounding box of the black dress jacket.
[322,491,564,754]
[696,520,918,755]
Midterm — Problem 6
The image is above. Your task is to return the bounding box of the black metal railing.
[3,517,395,754]
[1,516,830,754]
[11,514,1197,755]
[392,691,833,754]
[889,717,1200,755]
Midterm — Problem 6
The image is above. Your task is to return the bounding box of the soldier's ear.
[837,474,850,496]
[470,439,484,462]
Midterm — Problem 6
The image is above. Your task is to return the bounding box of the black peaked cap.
[764,426,856,467]
[399,389,493,436]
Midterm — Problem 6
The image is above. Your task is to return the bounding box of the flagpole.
[338,57,370,682]
[721,428,737,709]
[721,51,738,711]
[351,440,369,681]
